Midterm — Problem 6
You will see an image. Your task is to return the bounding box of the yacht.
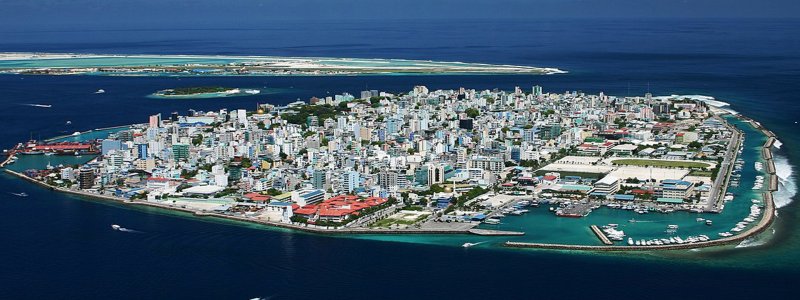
[483,218,500,225]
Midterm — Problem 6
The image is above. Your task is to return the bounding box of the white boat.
[462,242,484,248]
[667,224,679,229]
[628,237,634,245]
[483,218,500,225]
[111,224,121,230]
[95,89,105,94]
[9,192,28,197]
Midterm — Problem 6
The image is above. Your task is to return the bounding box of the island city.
[1,84,778,250]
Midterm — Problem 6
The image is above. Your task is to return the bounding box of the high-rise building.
[312,169,327,189]
[378,170,399,190]
[149,113,161,128]
[101,139,122,155]
[532,85,543,96]
[78,168,95,189]
[137,144,148,159]
[172,144,189,160]
[340,171,359,193]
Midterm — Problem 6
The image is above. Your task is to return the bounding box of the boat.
[462,242,484,248]
[111,224,121,230]
[9,192,28,197]
[696,217,705,222]
[65,121,72,125]
[705,220,713,226]
[95,89,105,94]
[628,237,634,245]
[483,218,500,225]
[667,224,679,229]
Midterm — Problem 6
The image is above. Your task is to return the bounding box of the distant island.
[151,87,260,99]
[0,52,566,76]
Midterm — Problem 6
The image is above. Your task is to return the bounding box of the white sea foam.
[772,154,796,209]
[736,236,769,248]
[773,139,783,149]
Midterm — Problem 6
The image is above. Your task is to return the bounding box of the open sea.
[1,19,799,299]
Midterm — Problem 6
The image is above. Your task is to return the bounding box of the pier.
[590,225,613,245]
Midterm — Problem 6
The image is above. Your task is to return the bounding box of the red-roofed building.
[293,195,389,223]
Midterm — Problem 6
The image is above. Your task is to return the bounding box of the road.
[704,117,741,211]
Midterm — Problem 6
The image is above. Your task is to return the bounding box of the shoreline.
[1,109,781,251]
[4,168,517,236]
[0,52,566,76]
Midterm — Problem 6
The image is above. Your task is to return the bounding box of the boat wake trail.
[118,228,141,233]
[772,154,797,209]
[21,103,53,108]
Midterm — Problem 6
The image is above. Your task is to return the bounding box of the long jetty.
[590,225,613,245]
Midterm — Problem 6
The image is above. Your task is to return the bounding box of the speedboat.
[9,192,28,197]
[462,242,483,248]
[95,89,105,94]
[111,224,121,230]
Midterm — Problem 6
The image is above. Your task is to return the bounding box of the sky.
[0,0,797,30]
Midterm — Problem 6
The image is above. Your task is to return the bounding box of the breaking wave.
[736,236,769,248]
[772,154,796,209]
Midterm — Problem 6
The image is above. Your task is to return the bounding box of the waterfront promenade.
[3,169,525,236]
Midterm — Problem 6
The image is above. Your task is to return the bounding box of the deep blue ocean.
[1,19,799,299]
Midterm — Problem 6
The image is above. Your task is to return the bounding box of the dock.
[590,225,613,245]
[0,154,15,168]
[467,229,525,236]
